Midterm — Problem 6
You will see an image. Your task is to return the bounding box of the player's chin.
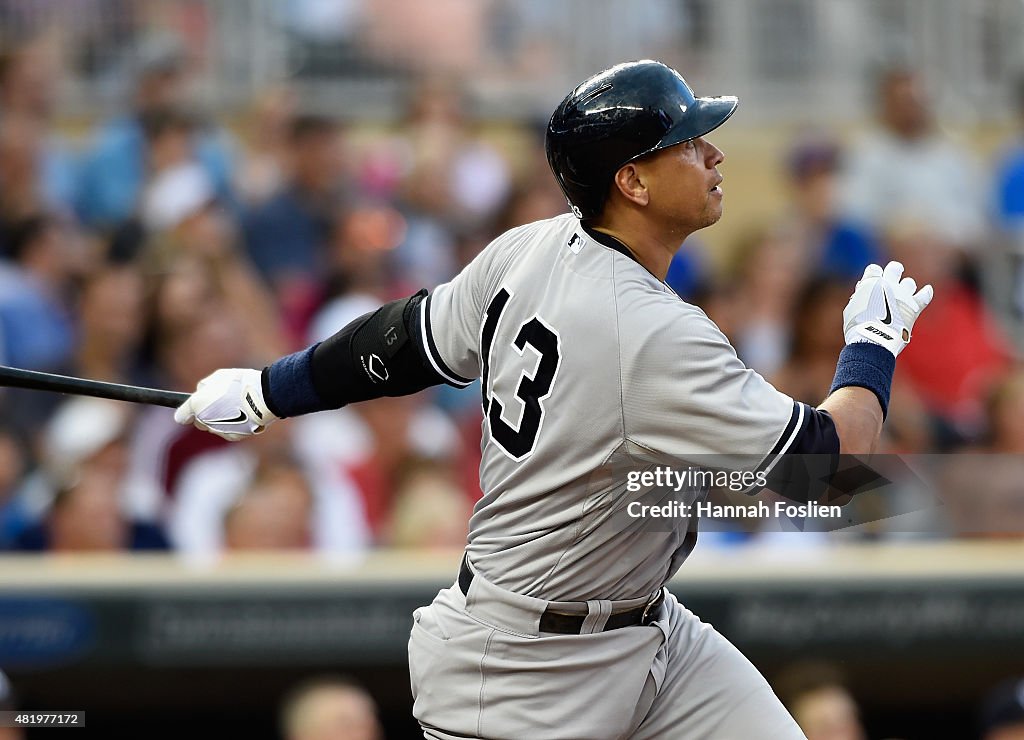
[701,199,724,225]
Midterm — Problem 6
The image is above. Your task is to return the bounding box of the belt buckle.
[640,589,662,623]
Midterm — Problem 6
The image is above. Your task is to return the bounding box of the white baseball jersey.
[422,213,804,601]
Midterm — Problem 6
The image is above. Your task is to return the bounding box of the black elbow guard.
[310,290,445,407]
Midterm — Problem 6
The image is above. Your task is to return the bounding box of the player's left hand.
[843,261,934,357]
[173,368,278,441]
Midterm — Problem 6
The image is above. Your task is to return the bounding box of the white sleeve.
[421,251,492,388]
[622,299,800,469]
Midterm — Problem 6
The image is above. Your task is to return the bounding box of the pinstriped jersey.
[422,213,803,601]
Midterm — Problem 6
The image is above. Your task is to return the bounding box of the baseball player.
[175,60,933,739]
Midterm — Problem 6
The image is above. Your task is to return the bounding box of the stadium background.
[0,1,1022,738]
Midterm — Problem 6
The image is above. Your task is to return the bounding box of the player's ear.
[612,163,649,207]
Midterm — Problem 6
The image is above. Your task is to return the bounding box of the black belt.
[458,556,664,635]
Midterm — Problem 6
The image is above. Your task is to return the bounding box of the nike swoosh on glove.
[173,368,278,441]
[843,261,934,358]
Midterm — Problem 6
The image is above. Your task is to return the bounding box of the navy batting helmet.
[545,60,738,220]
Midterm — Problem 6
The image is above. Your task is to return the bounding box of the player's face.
[638,136,725,236]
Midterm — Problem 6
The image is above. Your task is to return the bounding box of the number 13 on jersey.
[480,288,562,461]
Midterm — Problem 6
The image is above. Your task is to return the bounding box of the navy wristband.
[828,342,896,418]
[262,343,325,418]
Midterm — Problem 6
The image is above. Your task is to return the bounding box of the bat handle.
[108,385,190,409]
[0,365,190,409]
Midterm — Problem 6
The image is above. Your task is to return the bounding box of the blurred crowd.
[5,662,1024,740]
[773,662,1024,740]
[0,25,1021,557]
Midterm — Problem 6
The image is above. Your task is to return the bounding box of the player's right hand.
[843,261,934,358]
[173,368,278,441]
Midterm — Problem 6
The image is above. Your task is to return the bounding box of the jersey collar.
[581,224,642,267]
[582,224,673,289]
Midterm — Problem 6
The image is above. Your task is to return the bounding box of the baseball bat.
[0,365,188,409]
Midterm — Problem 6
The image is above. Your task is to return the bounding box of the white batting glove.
[843,261,934,358]
[173,368,278,441]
